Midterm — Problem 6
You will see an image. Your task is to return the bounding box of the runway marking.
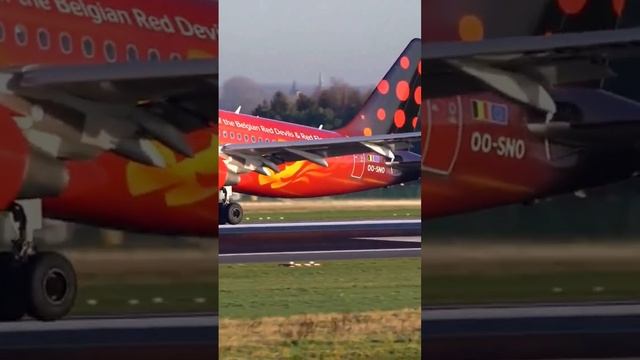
[220,248,420,258]
[423,303,640,321]
[0,316,219,332]
[219,248,421,263]
[356,236,421,243]
[220,219,420,229]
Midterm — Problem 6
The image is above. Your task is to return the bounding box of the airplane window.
[230,132,235,139]
[251,136,256,143]
[126,44,138,62]
[169,53,182,61]
[59,32,72,54]
[222,130,228,138]
[237,133,241,139]
[265,139,270,143]
[148,49,160,62]
[258,137,263,142]
[0,22,5,42]
[37,28,50,50]
[14,24,27,47]
[244,134,249,142]
[82,36,95,58]
[104,41,117,63]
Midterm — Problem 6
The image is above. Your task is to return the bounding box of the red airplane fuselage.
[219,110,417,197]
[422,91,639,219]
[0,0,218,236]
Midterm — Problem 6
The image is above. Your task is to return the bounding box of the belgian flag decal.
[471,99,508,125]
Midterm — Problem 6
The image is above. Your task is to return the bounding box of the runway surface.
[0,314,218,359]
[423,302,640,359]
[219,220,421,263]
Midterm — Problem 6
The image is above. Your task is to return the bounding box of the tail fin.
[603,2,640,100]
[420,0,640,100]
[335,38,421,137]
[423,0,625,42]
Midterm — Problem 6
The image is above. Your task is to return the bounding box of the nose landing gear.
[0,201,77,321]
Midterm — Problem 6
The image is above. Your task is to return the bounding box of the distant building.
[289,80,298,96]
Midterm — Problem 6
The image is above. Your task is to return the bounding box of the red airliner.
[218,39,422,225]
[422,0,640,219]
[0,0,217,321]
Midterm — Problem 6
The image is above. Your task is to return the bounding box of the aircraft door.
[351,154,365,179]
[423,96,463,175]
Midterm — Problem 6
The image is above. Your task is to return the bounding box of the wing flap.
[529,121,640,147]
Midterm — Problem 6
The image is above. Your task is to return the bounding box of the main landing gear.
[0,201,76,321]
[219,186,243,225]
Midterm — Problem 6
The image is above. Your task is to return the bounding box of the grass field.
[219,258,420,319]
[241,199,420,223]
[219,308,420,359]
[219,258,420,358]
[64,249,217,315]
[423,242,640,305]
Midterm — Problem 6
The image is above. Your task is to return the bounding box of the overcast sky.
[220,0,420,85]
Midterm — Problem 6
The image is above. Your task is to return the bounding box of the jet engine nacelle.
[218,158,239,188]
[0,117,69,210]
[0,118,29,210]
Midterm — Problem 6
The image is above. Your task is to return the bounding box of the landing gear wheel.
[26,252,76,321]
[219,203,228,224]
[226,202,243,225]
[0,252,26,321]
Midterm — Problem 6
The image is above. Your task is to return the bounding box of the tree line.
[252,79,371,130]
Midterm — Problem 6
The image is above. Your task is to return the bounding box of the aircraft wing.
[1,59,217,167]
[221,132,420,175]
[423,27,640,114]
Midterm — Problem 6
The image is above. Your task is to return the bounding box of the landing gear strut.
[219,186,243,225]
[0,201,76,321]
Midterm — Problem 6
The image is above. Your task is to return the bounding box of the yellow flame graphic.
[126,136,218,207]
[258,161,332,189]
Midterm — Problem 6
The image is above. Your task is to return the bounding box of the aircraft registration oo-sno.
[218,39,422,225]
[0,0,217,321]
[421,0,640,219]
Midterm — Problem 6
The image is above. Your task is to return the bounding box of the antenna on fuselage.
[318,125,323,130]
[235,106,242,114]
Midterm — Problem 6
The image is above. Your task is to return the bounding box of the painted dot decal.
[394,110,406,128]
[377,80,389,95]
[363,127,372,136]
[400,56,410,70]
[558,0,586,14]
[376,108,386,121]
[414,86,421,105]
[458,15,484,41]
[613,0,625,16]
[396,81,410,101]
[412,117,418,129]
